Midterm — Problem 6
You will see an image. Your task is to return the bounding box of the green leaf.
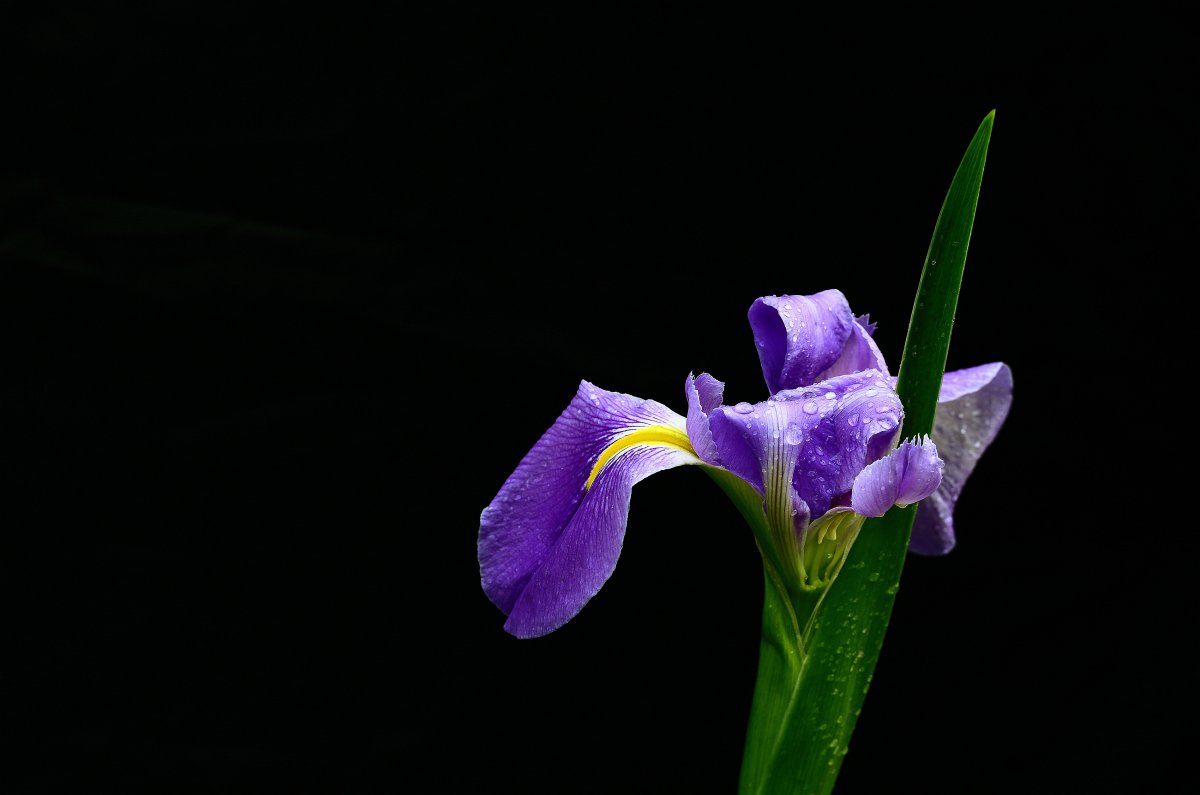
[738,110,994,795]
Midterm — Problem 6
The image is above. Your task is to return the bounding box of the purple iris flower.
[479,290,1011,638]
[747,290,1013,555]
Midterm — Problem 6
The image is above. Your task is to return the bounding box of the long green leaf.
[738,110,994,794]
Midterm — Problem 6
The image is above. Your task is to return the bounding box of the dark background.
[3,5,1192,793]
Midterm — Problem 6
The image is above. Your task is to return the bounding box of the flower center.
[586,425,695,491]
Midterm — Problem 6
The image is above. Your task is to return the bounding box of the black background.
[3,5,1192,793]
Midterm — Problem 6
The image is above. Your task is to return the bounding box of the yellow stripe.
[585,425,695,491]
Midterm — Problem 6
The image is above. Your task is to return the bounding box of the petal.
[782,371,903,519]
[503,444,698,638]
[708,370,902,520]
[478,381,698,636]
[911,363,1013,555]
[851,436,945,517]
[749,291,856,393]
[817,319,890,380]
[685,372,724,466]
[856,313,878,337]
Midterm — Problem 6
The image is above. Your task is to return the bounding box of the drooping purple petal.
[851,436,945,517]
[817,319,890,381]
[502,444,698,638]
[749,291,855,394]
[685,372,724,466]
[910,363,1013,555]
[478,381,699,636]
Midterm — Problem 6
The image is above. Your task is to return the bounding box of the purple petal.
[503,444,698,638]
[749,291,855,393]
[708,370,902,520]
[911,363,1013,555]
[851,436,945,517]
[781,371,903,519]
[685,372,724,466]
[857,313,878,337]
[478,382,697,636]
[817,319,891,381]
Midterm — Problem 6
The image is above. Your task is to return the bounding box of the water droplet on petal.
[847,414,859,426]
[876,405,890,413]
[803,401,818,414]
[734,402,754,414]
[785,424,803,445]
[825,392,836,400]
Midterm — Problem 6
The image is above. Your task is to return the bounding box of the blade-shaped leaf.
[739,110,994,795]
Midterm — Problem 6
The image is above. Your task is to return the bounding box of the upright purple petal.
[911,363,1013,555]
[817,320,890,381]
[851,436,944,517]
[749,291,855,393]
[685,372,724,466]
[478,382,699,636]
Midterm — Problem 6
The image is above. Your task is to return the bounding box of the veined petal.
[777,370,903,520]
[685,372,724,466]
[478,381,700,637]
[709,370,902,514]
[708,396,811,582]
[911,362,1013,555]
[749,291,855,394]
[851,436,944,517]
[504,444,697,638]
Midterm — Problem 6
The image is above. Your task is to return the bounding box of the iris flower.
[479,290,1011,638]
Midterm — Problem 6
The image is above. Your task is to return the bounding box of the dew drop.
[825,392,836,400]
[785,424,803,445]
[734,402,754,414]
[876,405,890,413]
[803,400,818,414]
[847,414,859,426]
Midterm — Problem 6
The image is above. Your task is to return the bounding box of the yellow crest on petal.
[586,425,695,491]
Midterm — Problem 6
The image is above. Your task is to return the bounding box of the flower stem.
[738,507,914,795]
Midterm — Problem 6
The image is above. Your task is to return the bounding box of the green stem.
[738,507,914,795]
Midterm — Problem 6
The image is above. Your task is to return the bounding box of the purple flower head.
[478,291,1009,637]
[750,293,1012,554]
